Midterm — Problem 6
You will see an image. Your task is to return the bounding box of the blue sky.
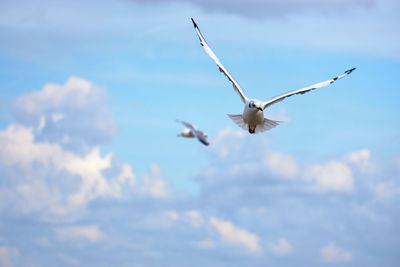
[0,0,399,266]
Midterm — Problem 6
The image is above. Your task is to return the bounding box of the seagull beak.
[257,107,263,111]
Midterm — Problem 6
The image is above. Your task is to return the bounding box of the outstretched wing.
[177,120,196,132]
[191,18,248,103]
[263,68,356,109]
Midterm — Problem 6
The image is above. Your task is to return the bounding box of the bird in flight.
[177,120,210,146]
[191,18,355,134]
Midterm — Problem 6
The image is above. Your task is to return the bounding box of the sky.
[0,0,399,266]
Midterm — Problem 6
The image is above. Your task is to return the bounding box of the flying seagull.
[177,120,210,146]
[191,18,356,134]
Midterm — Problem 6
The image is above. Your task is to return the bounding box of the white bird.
[191,18,356,134]
[177,120,210,146]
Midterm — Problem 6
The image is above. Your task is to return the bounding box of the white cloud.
[54,225,104,242]
[346,149,370,164]
[192,240,216,249]
[265,152,298,179]
[11,76,117,149]
[305,160,354,192]
[0,246,18,267]
[210,127,245,160]
[57,254,80,266]
[145,211,180,228]
[0,123,135,217]
[13,76,104,115]
[51,113,64,123]
[209,217,261,253]
[269,238,293,254]
[37,115,46,134]
[136,164,171,198]
[345,149,378,174]
[376,182,400,198]
[321,242,352,262]
[185,210,204,228]
[164,211,179,221]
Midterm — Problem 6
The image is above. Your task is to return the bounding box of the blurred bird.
[191,18,355,134]
[177,120,210,146]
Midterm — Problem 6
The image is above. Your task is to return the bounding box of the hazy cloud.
[0,246,18,267]
[321,242,352,262]
[376,182,400,198]
[0,77,136,221]
[54,225,104,242]
[130,0,374,18]
[305,160,354,192]
[265,152,298,179]
[136,164,172,198]
[192,240,216,249]
[11,76,117,151]
[269,238,293,254]
[185,210,204,228]
[345,149,379,174]
[57,254,80,266]
[0,123,135,218]
[209,217,261,253]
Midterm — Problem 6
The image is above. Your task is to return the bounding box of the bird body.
[177,120,209,145]
[178,128,195,138]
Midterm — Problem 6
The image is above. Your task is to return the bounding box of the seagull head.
[248,100,264,112]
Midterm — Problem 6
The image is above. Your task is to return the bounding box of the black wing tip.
[200,139,210,146]
[345,67,356,74]
[191,18,197,28]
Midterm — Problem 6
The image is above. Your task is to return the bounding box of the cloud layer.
[11,76,117,151]
[131,0,374,18]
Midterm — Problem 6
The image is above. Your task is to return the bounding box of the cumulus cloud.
[54,225,104,242]
[376,182,400,198]
[136,164,172,198]
[269,238,293,254]
[164,210,179,221]
[185,210,204,228]
[346,149,371,164]
[265,152,298,179]
[345,149,378,174]
[11,76,117,151]
[305,160,354,192]
[0,246,18,267]
[130,0,374,18]
[0,123,135,218]
[209,127,246,160]
[145,210,180,228]
[209,217,261,253]
[321,242,352,262]
[0,77,138,221]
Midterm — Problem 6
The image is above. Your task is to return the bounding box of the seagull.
[191,18,356,134]
[177,120,210,146]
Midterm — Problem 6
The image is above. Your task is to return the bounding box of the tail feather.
[227,114,247,131]
[255,117,281,133]
[228,114,282,133]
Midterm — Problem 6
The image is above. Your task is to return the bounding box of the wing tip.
[191,18,197,28]
[345,67,356,75]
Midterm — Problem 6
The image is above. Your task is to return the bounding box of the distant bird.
[177,120,210,146]
[191,18,356,134]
